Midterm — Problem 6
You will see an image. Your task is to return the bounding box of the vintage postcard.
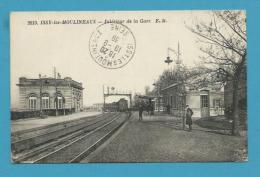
[10,10,247,163]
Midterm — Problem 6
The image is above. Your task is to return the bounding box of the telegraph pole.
[54,67,58,116]
[39,74,43,117]
[177,42,185,130]
[166,42,185,130]
[103,85,105,112]
[175,42,185,130]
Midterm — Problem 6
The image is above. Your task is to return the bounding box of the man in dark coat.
[185,105,193,131]
[166,104,171,114]
[138,101,144,121]
[148,99,154,116]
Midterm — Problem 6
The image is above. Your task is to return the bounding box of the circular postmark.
[89,23,136,69]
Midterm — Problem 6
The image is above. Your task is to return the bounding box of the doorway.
[200,94,210,118]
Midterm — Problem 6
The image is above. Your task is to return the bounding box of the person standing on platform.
[166,104,171,114]
[185,105,193,131]
[138,101,144,121]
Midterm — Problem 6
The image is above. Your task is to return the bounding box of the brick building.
[17,76,84,115]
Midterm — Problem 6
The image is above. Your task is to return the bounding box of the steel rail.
[32,113,125,163]
[12,113,119,162]
[12,113,105,139]
[12,113,116,153]
[69,119,126,163]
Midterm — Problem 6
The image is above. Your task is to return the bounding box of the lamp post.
[53,67,58,116]
[55,81,58,116]
[165,42,186,130]
[165,46,173,65]
[63,96,65,116]
[164,56,173,65]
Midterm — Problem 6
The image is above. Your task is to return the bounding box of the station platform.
[84,112,247,162]
[11,111,102,133]
[139,112,181,121]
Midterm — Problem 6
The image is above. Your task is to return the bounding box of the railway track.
[12,113,115,154]
[12,113,105,142]
[12,112,129,163]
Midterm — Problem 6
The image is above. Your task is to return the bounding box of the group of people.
[138,99,154,121]
[138,101,194,132]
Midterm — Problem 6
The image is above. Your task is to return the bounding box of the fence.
[11,108,76,120]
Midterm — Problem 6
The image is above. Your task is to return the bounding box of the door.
[200,95,210,118]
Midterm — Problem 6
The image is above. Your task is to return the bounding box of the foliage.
[187,10,246,81]
[187,10,247,135]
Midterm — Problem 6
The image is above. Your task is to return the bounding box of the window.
[179,96,185,107]
[29,97,37,109]
[214,99,221,108]
[54,97,63,109]
[42,97,50,109]
[201,95,209,108]
[77,101,80,110]
[170,95,177,108]
[58,97,63,109]
[173,96,177,108]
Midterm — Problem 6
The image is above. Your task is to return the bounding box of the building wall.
[186,91,201,118]
[209,91,225,116]
[161,85,224,118]
[18,78,83,112]
[154,97,164,111]
[71,87,83,111]
[19,85,73,109]
[186,91,224,118]
[18,86,27,109]
[161,85,185,117]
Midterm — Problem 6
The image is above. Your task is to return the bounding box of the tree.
[154,65,189,88]
[187,10,246,135]
[144,86,152,96]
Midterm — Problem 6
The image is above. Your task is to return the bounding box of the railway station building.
[161,82,224,118]
[16,76,84,115]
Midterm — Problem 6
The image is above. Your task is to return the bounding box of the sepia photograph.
[10,10,247,163]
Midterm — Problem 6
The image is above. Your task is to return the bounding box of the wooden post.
[103,85,105,113]
[39,74,43,117]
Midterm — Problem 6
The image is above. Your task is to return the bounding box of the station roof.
[161,83,179,91]
[17,77,84,90]
[138,95,162,100]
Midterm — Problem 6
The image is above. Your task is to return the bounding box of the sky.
[10,11,211,107]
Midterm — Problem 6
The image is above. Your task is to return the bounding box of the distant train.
[104,98,128,112]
